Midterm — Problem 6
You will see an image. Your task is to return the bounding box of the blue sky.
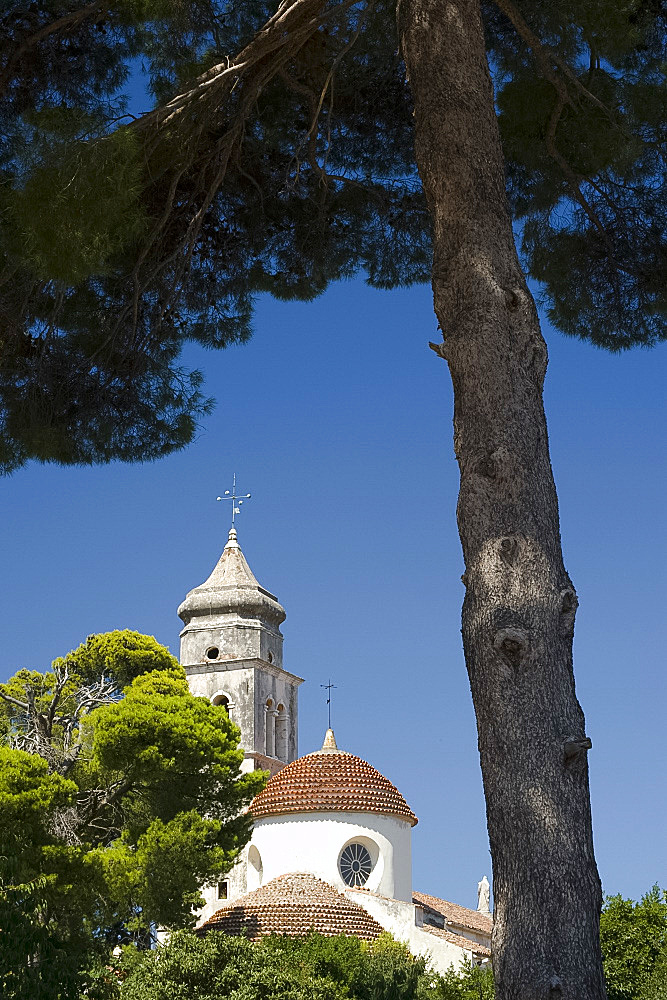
[1,276,665,911]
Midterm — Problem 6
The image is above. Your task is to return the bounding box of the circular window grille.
[339,843,372,887]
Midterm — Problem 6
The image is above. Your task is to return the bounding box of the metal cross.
[216,473,251,528]
[320,679,337,729]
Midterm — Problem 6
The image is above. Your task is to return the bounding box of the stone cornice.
[184,657,304,685]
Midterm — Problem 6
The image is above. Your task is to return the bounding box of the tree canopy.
[0,0,664,472]
[600,886,667,1000]
[0,630,265,998]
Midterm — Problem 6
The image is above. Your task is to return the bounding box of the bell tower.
[178,526,303,775]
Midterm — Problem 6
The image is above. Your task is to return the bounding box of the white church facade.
[177,525,492,974]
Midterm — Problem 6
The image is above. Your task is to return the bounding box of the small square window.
[217,880,228,900]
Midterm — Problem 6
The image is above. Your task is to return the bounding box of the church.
[176,522,492,974]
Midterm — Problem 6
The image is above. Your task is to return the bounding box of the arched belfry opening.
[275,704,289,762]
[211,692,232,721]
[265,699,276,757]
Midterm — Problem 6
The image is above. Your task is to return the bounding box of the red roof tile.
[413,891,493,935]
[250,743,418,826]
[198,873,384,941]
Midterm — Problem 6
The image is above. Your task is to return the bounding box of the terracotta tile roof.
[250,736,418,826]
[413,891,493,935]
[421,924,491,957]
[198,873,384,941]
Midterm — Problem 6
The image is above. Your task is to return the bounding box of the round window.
[206,647,219,660]
[339,843,372,887]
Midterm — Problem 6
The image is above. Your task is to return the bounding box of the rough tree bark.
[397,1,607,997]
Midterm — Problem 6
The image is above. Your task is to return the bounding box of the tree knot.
[559,587,578,636]
[493,627,529,667]
[476,453,496,479]
[499,536,519,567]
[563,736,592,765]
[559,587,578,615]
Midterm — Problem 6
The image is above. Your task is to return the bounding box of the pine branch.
[110,0,369,346]
[491,0,572,105]
[0,0,108,98]
[0,689,29,711]
[492,0,626,133]
[45,661,71,737]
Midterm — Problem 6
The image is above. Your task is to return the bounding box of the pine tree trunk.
[397,2,607,997]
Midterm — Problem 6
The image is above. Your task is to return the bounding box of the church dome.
[198,872,384,941]
[178,527,286,627]
[250,729,418,826]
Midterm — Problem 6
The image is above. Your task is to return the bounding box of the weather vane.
[216,473,251,528]
[320,679,337,729]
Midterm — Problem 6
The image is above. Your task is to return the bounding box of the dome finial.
[320,679,337,729]
[321,728,338,751]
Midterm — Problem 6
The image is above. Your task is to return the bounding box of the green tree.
[1,2,665,996]
[119,928,431,1000]
[0,631,265,996]
[260,932,426,1000]
[637,953,667,1000]
[600,886,667,1000]
[0,749,92,1000]
[424,960,495,1000]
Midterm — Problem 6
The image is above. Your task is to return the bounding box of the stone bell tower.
[178,526,303,775]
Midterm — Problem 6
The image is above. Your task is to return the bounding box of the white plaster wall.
[250,811,413,901]
[196,848,248,927]
[446,923,491,948]
[345,891,474,976]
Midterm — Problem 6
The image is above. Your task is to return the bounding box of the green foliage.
[0,0,429,473]
[0,746,76,836]
[489,0,666,349]
[0,631,266,997]
[422,960,494,1000]
[120,929,433,1000]
[119,929,498,1000]
[10,121,146,285]
[260,931,426,1000]
[58,629,182,689]
[600,885,667,1000]
[0,747,102,999]
[4,106,144,286]
[637,951,667,1000]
